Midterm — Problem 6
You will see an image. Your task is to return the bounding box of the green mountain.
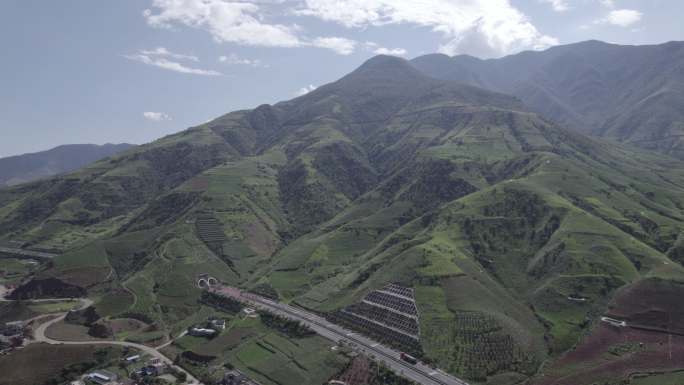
[0,143,134,186]
[2,55,684,384]
[411,40,684,159]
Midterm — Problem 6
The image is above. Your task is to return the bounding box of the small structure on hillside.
[124,354,140,363]
[188,326,217,337]
[0,321,23,337]
[243,307,258,318]
[210,318,226,330]
[135,365,161,378]
[222,369,261,385]
[86,370,118,385]
[601,316,627,327]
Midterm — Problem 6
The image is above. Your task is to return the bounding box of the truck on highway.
[400,352,418,364]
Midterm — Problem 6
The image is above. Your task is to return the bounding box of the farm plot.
[537,325,684,385]
[174,316,348,385]
[537,278,684,385]
[0,344,120,385]
[417,284,539,382]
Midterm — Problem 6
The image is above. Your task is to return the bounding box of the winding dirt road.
[3,296,202,385]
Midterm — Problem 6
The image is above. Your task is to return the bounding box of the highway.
[0,246,58,259]
[212,286,470,385]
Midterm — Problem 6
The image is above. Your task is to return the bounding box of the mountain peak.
[346,54,426,81]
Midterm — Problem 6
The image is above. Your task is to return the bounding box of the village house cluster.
[0,320,27,354]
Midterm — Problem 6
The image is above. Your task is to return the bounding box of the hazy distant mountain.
[0,143,134,186]
[411,40,684,158]
[1,55,684,384]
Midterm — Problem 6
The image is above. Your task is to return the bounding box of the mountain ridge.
[2,53,684,384]
[411,40,684,159]
[0,143,135,187]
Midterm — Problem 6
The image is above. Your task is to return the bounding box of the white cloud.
[312,37,356,55]
[374,47,408,56]
[294,84,316,97]
[144,0,359,55]
[296,0,558,58]
[218,53,266,67]
[145,0,301,48]
[541,0,615,12]
[597,9,642,27]
[540,0,570,12]
[125,51,222,76]
[143,111,172,121]
[139,47,199,62]
[599,0,615,8]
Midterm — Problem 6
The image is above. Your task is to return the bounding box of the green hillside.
[2,55,684,384]
[411,40,684,159]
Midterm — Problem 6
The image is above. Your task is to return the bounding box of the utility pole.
[669,312,672,361]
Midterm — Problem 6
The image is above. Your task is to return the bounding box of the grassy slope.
[1,55,684,384]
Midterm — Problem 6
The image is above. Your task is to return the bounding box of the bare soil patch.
[108,317,148,334]
[538,278,684,385]
[607,278,684,333]
[0,343,99,385]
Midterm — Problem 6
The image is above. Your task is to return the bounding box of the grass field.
[27,299,80,313]
[170,314,348,385]
[45,320,101,342]
[0,258,38,285]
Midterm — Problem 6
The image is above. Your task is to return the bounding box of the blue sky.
[1,0,682,157]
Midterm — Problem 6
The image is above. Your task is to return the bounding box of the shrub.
[199,291,243,314]
[259,311,315,338]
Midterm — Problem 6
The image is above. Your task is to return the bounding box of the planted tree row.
[199,291,243,314]
[259,311,315,338]
[421,312,538,381]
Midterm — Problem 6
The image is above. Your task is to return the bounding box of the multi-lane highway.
[0,246,58,259]
[212,286,469,385]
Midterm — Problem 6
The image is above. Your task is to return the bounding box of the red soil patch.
[607,278,684,333]
[242,220,278,257]
[538,325,684,385]
[0,344,102,385]
[187,176,209,191]
[537,278,684,385]
[334,356,372,385]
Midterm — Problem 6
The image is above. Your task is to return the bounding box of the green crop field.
[170,314,348,385]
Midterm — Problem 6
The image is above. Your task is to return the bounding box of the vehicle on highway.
[400,352,418,365]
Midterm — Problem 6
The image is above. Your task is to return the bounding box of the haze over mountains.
[412,40,684,159]
[0,143,134,186]
[2,42,684,384]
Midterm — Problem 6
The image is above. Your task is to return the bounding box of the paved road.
[0,246,57,259]
[0,296,88,304]
[156,330,188,350]
[212,287,470,385]
[10,297,203,385]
